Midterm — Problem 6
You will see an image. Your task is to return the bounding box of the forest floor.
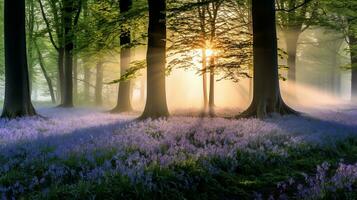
[0,106,357,199]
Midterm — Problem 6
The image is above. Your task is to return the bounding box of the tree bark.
[201,49,208,111]
[61,0,74,107]
[1,0,37,118]
[73,55,78,102]
[58,47,65,105]
[198,3,208,112]
[62,44,74,107]
[238,0,296,118]
[208,56,215,116]
[349,34,357,101]
[140,0,169,119]
[285,30,300,83]
[111,0,133,113]
[83,64,91,101]
[95,61,104,106]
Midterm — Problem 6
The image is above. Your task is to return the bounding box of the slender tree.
[95,61,103,106]
[1,0,37,118]
[140,0,169,119]
[62,0,82,107]
[111,0,133,113]
[35,41,56,104]
[238,0,296,118]
[38,0,66,105]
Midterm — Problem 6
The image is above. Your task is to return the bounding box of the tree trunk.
[285,30,300,83]
[61,0,74,108]
[62,44,74,107]
[201,49,208,111]
[140,0,169,119]
[349,34,357,101]
[58,47,65,105]
[208,56,215,116]
[198,4,208,112]
[95,61,103,106]
[83,64,91,101]
[238,0,296,118]
[35,41,56,104]
[73,55,78,102]
[1,0,37,118]
[111,0,133,113]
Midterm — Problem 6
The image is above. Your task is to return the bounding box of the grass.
[1,138,357,199]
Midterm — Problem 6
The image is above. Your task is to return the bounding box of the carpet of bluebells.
[0,107,357,199]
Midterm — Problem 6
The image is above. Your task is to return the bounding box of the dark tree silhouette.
[238,0,296,118]
[61,0,82,107]
[140,0,169,119]
[112,0,133,113]
[1,0,37,118]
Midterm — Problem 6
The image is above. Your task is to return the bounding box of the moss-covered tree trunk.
[238,0,296,118]
[140,0,169,119]
[1,0,37,118]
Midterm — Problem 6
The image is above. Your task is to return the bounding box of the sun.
[205,48,214,57]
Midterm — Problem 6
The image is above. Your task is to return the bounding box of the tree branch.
[276,0,313,12]
[38,0,59,51]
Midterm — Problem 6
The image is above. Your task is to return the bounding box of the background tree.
[62,0,82,107]
[168,0,252,115]
[319,0,357,101]
[277,0,318,85]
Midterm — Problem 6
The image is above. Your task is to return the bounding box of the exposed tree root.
[1,105,37,119]
[237,100,299,119]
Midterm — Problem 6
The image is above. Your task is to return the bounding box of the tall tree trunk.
[35,41,56,104]
[62,0,74,107]
[112,0,133,113]
[1,0,36,118]
[285,30,300,83]
[201,49,208,111]
[63,44,74,107]
[349,34,357,101]
[95,61,103,106]
[112,48,132,112]
[73,55,78,102]
[238,0,295,118]
[198,3,208,112]
[284,30,300,101]
[208,56,215,116]
[83,63,91,101]
[140,0,169,119]
[58,47,65,104]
